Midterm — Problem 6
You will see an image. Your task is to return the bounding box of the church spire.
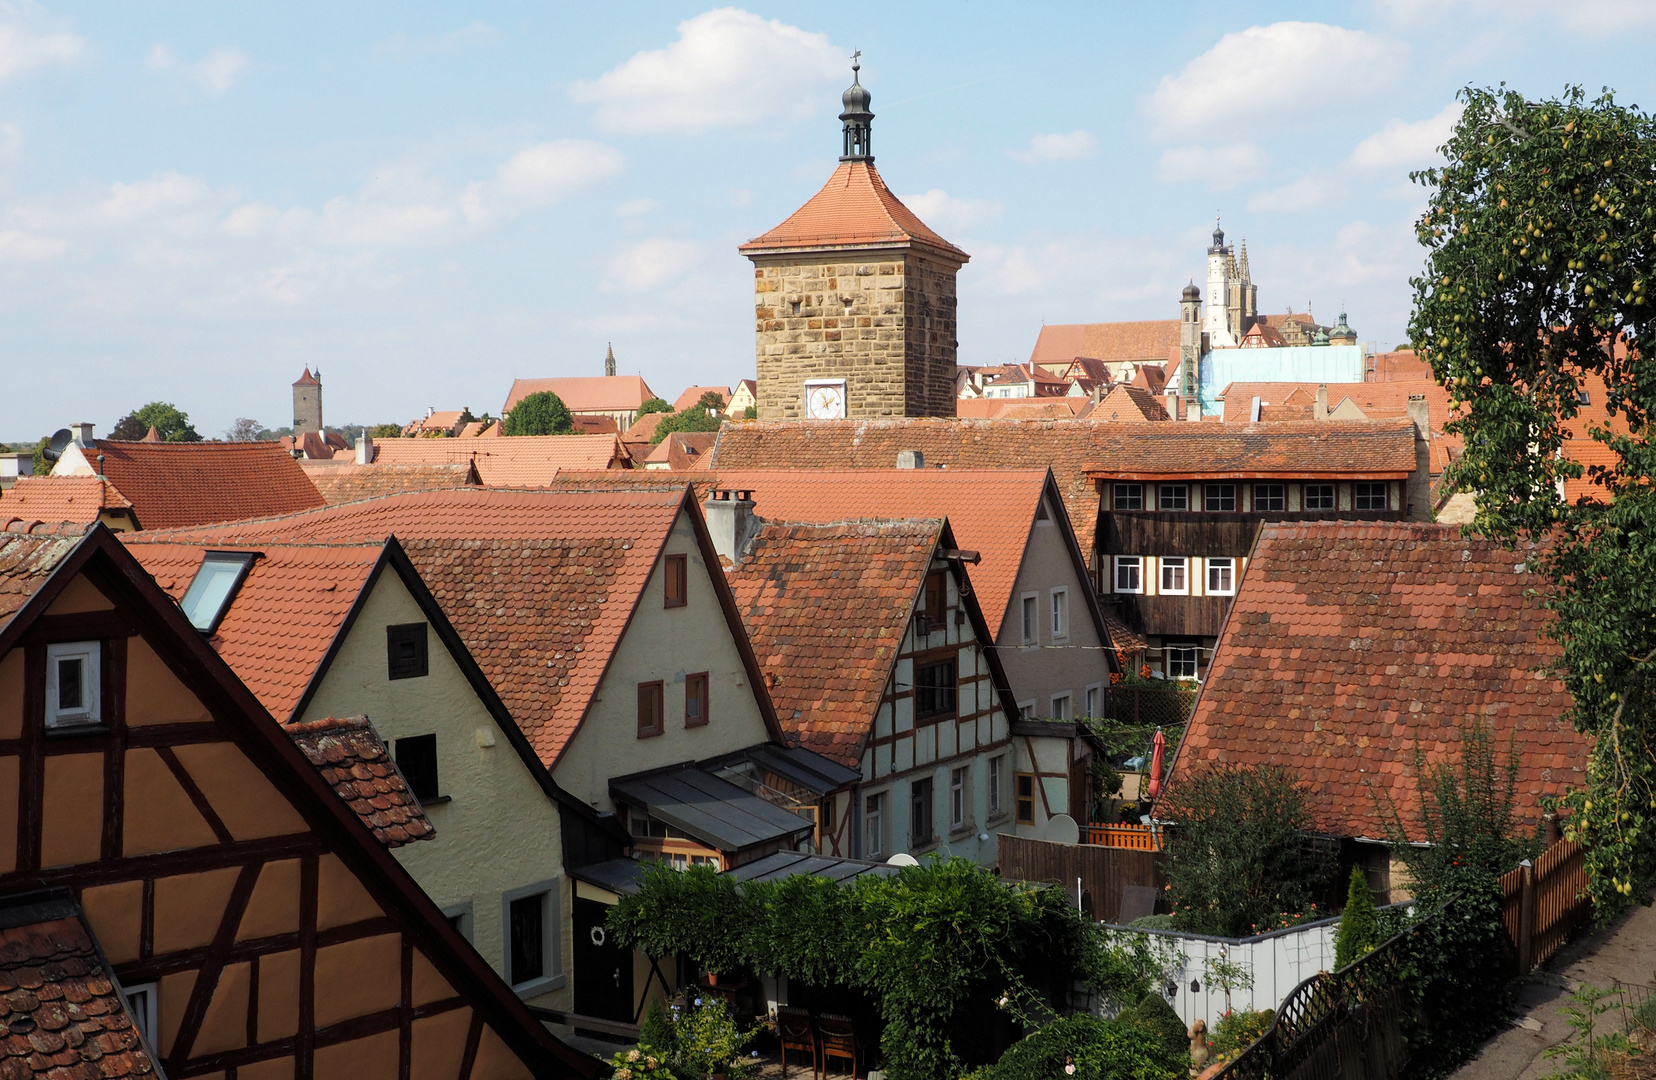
[839,52,873,162]
[604,342,616,378]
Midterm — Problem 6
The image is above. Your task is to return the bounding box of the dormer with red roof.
[741,58,967,422]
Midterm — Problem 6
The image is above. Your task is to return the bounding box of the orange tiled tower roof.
[739,160,967,260]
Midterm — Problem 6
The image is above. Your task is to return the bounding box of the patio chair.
[817,1012,859,1078]
[777,1006,818,1078]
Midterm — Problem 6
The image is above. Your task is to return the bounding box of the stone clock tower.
[739,58,969,420]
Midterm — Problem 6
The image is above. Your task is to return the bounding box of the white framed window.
[1050,588,1068,640]
[1050,693,1072,721]
[1114,556,1143,594]
[45,641,100,730]
[950,767,968,830]
[864,792,885,857]
[1166,643,1201,680]
[1304,484,1336,511]
[1160,557,1188,595]
[120,981,157,1050]
[1113,483,1143,510]
[988,756,1005,817]
[1021,594,1038,645]
[1356,482,1388,511]
[1158,484,1189,511]
[1084,684,1101,719]
[1207,557,1236,595]
[180,551,258,633]
[501,880,563,995]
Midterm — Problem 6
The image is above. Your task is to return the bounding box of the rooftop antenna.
[40,428,73,463]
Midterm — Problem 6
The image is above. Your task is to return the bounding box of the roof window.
[180,552,259,633]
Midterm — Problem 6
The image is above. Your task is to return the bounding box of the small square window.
[45,641,100,730]
[685,672,709,728]
[1304,484,1336,511]
[1113,483,1143,511]
[664,554,687,608]
[1207,557,1236,595]
[915,659,957,719]
[1015,773,1036,825]
[910,777,934,848]
[395,733,440,803]
[1203,483,1236,512]
[1114,556,1143,594]
[1158,485,1189,511]
[1021,594,1038,644]
[386,623,428,680]
[1160,557,1188,594]
[1253,484,1286,512]
[1166,643,1201,680]
[1356,482,1388,511]
[1577,390,1591,405]
[637,681,664,738]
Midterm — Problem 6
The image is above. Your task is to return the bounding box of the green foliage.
[607,1045,675,1080]
[503,390,575,435]
[672,997,756,1079]
[1091,757,1124,820]
[608,862,749,977]
[1116,991,1188,1063]
[1201,947,1253,1013]
[637,397,673,417]
[984,1014,1184,1080]
[638,999,678,1061]
[31,436,48,478]
[1406,84,1656,916]
[1208,1009,1274,1061]
[1542,983,1629,1079]
[223,417,267,442]
[1379,716,1541,894]
[369,423,403,439]
[1158,764,1334,937]
[1334,866,1380,969]
[1408,863,1511,1076]
[651,394,726,444]
[111,402,201,442]
[742,406,757,420]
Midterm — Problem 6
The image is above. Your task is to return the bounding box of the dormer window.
[45,641,100,730]
[180,551,259,633]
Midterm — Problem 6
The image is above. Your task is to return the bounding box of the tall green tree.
[503,391,575,436]
[1407,85,1656,914]
[1333,866,1379,969]
[651,391,726,444]
[636,396,672,418]
[110,402,201,442]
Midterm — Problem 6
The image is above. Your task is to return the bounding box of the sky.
[1,1,1653,441]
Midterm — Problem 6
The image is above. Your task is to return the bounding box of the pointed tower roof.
[141,425,163,443]
[740,161,967,261]
[293,367,319,386]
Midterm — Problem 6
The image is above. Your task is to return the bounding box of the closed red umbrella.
[1147,727,1166,800]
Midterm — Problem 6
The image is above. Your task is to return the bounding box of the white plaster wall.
[555,514,772,809]
[299,570,572,1010]
[1011,733,1074,839]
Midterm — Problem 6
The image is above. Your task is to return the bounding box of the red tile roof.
[954,398,1094,420]
[1370,349,1433,381]
[0,532,85,630]
[286,715,436,848]
[571,415,621,435]
[293,367,319,386]
[403,411,466,437]
[1091,384,1172,422]
[727,521,941,765]
[1081,419,1418,479]
[368,435,630,483]
[1165,522,1585,841]
[503,375,657,415]
[739,160,968,261]
[0,476,131,529]
[713,469,1049,639]
[75,441,326,529]
[644,433,716,471]
[300,462,480,504]
[0,903,157,1080]
[672,386,732,412]
[1028,321,1181,366]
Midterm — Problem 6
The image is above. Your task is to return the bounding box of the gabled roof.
[1092,384,1172,422]
[1029,321,1181,366]
[623,412,670,443]
[403,410,465,437]
[503,375,656,415]
[644,432,716,470]
[0,475,132,529]
[0,531,86,630]
[301,461,481,504]
[58,440,325,529]
[726,520,944,765]
[739,160,968,262]
[367,434,630,482]
[1081,418,1418,479]
[1165,522,1585,841]
[672,386,731,412]
[286,715,436,848]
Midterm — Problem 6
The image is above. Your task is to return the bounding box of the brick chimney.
[704,490,762,568]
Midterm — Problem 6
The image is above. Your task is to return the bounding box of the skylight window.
[180,552,259,633]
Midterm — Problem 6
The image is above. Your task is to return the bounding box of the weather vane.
[851,49,861,72]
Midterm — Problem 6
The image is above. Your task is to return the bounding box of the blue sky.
[1,1,1653,440]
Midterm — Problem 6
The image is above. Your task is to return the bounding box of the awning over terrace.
[570,851,898,898]
[610,763,816,853]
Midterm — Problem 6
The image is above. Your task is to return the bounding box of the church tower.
[740,57,968,420]
[1204,220,1237,348]
[1179,283,1205,414]
[292,367,322,434]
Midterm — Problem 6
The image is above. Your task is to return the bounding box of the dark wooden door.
[574,898,633,1022]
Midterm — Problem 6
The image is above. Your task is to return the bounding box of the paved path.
[1449,892,1656,1080]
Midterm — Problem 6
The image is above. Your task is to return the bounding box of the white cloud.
[571,8,841,134]
[0,13,82,82]
[604,237,702,290]
[1143,23,1405,141]
[374,22,498,57]
[102,172,211,220]
[147,44,249,96]
[1348,102,1464,173]
[494,140,625,208]
[0,229,64,260]
[1247,174,1346,213]
[1155,144,1267,190]
[900,189,1005,232]
[616,198,661,218]
[1372,0,1656,35]
[1008,130,1098,163]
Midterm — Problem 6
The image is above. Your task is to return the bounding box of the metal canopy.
[739,743,860,796]
[611,765,814,853]
[570,851,897,898]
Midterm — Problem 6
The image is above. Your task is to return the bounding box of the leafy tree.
[1407,85,1656,915]
[984,1014,1183,1080]
[1158,764,1334,937]
[651,392,727,444]
[223,417,266,442]
[1333,866,1379,969]
[743,405,757,420]
[503,391,575,436]
[110,402,201,442]
[368,423,403,439]
[637,396,672,417]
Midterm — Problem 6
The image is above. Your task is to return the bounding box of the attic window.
[45,641,100,730]
[387,623,429,680]
[180,551,259,633]
[1578,390,1591,405]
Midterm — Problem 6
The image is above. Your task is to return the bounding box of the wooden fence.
[1080,823,1164,851]
[1100,685,1197,727]
[997,833,1162,924]
[1499,838,1592,975]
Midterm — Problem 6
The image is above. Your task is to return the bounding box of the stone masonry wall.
[750,248,959,420]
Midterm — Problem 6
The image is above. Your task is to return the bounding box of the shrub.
[504,391,575,435]
[637,999,678,1061]
[1116,991,1188,1063]
[637,397,673,417]
[673,997,757,1079]
[1158,764,1334,937]
[1334,866,1380,969]
[607,1046,675,1080]
[1409,863,1510,1076]
[1209,1009,1274,1060]
[986,1015,1183,1080]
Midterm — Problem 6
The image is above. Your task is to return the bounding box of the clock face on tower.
[805,379,847,420]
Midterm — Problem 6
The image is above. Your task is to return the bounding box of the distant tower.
[1204,220,1237,348]
[1179,283,1204,412]
[740,54,968,420]
[292,367,322,433]
[1329,310,1357,346]
[604,343,616,378]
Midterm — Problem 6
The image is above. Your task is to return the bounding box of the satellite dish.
[886,853,919,867]
[40,429,72,463]
[1044,814,1080,846]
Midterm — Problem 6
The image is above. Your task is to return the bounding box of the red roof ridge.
[739,160,967,261]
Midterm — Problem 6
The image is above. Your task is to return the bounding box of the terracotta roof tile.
[739,161,967,261]
[0,477,131,528]
[0,907,156,1080]
[644,433,716,471]
[1370,349,1433,381]
[68,441,325,529]
[1091,384,1172,422]
[1164,522,1585,841]
[285,715,436,848]
[571,416,621,435]
[403,411,466,438]
[671,387,731,412]
[1080,419,1418,478]
[954,399,1096,420]
[0,534,83,631]
[367,435,630,483]
[727,521,940,765]
[1028,321,1181,366]
[300,462,480,505]
[502,376,656,415]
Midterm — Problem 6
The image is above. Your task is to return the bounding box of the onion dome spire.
[839,52,873,163]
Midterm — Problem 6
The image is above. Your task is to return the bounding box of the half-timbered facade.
[0,525,598,1079]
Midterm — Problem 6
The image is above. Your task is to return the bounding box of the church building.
[741,59,968,420]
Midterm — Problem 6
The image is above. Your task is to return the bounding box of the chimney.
[704,489,761,568]
[896,450,925,469]
[1184,399,1201,422]
[1406,394,1429,438]
[356,434,375,465]
[73,423,95,447]
[1164,390,1178,420]
[1316,384,1329,420]
[1406,394,1432,521]
[1250,396,1262,423]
